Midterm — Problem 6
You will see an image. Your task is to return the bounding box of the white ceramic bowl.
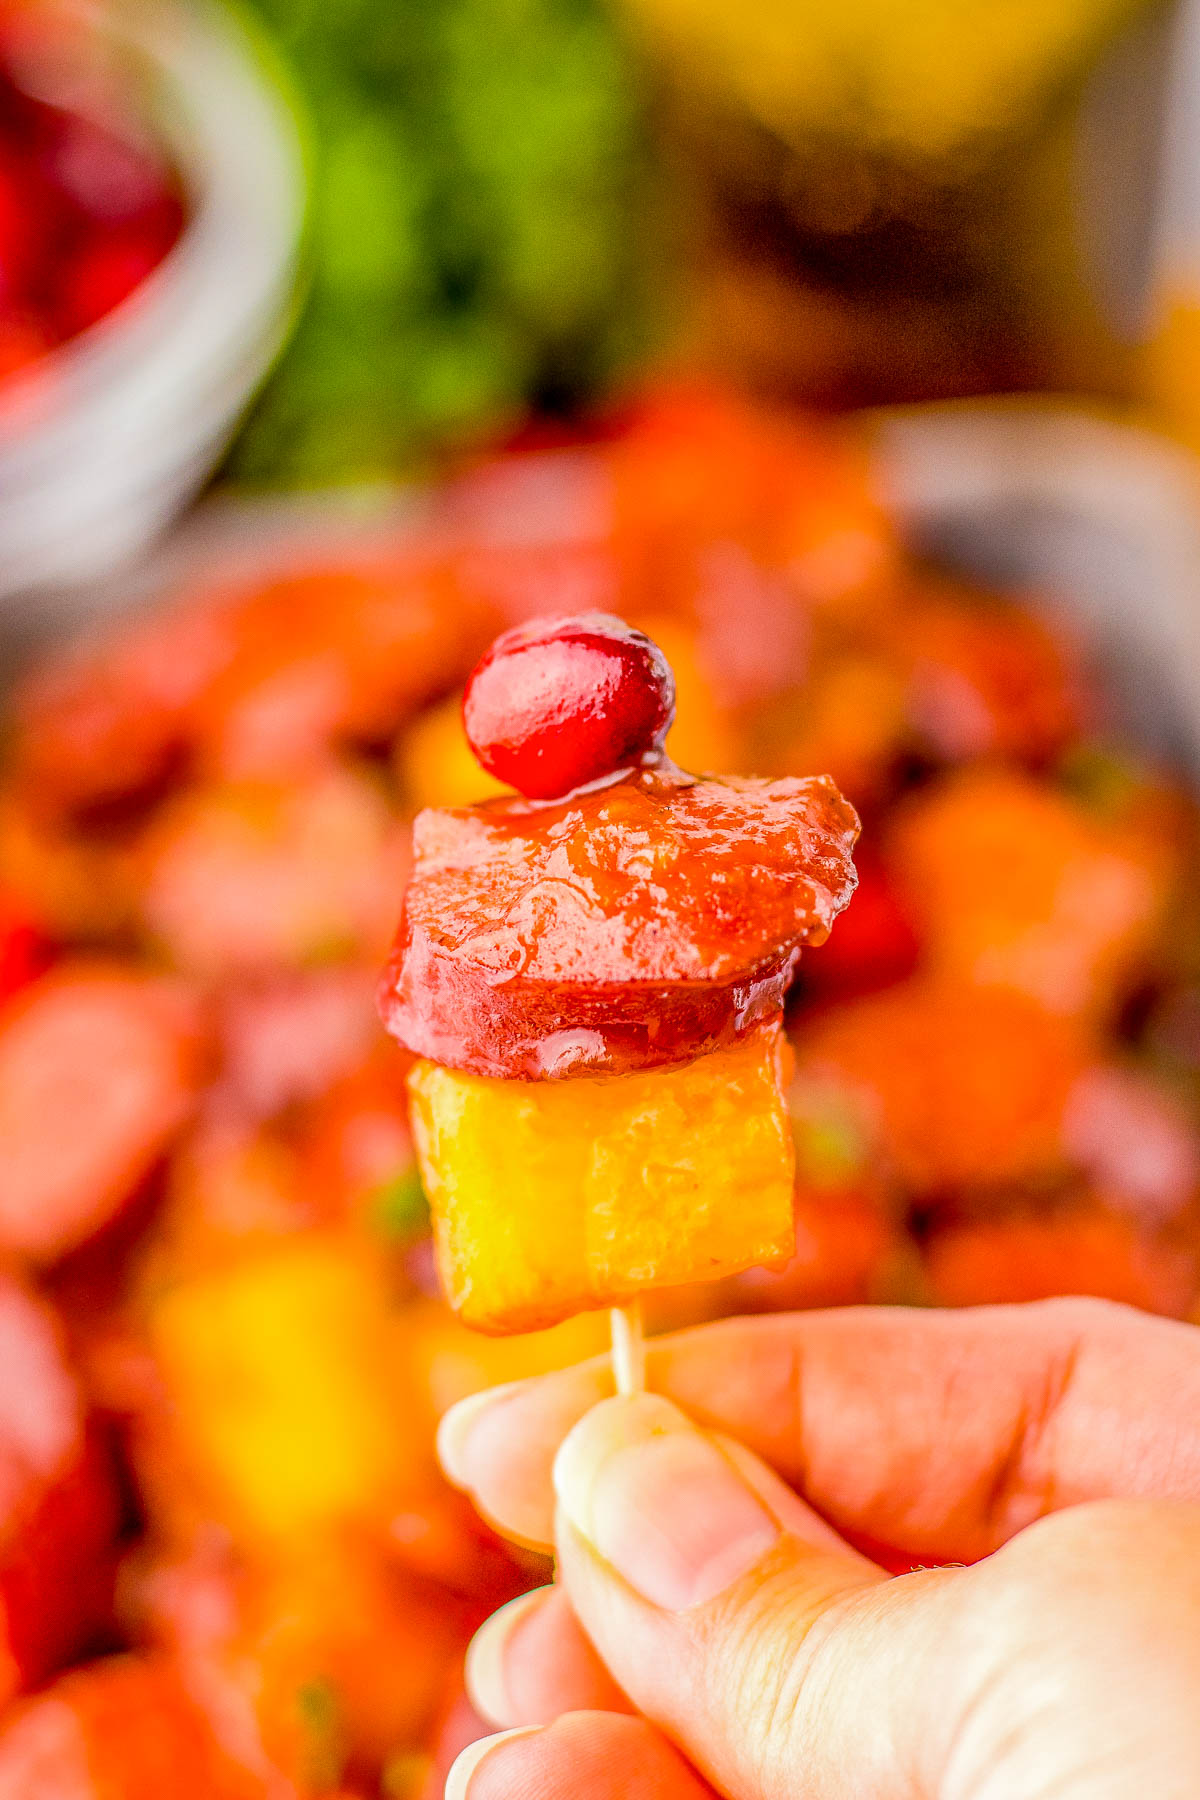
[0,0,305,612]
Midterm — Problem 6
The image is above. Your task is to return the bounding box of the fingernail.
[437,1383,520,1489]
[465,1587,549,1726]
[445,1727,540,1800]
[553,1393,780,1611]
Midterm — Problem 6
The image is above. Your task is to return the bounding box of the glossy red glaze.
[0,966,201,1261]
[380,765,859,1078]
[462,613,675,799]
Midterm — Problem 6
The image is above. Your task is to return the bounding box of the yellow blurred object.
[396,694,511,811]
[620,0,1154,167]
[1144,290,1200,451]
[636,613,742,773]
[150,1238,415,1545]
[408,1298,611,1418]
[407,1023,795,1334]
[769,654,908,805]
[1137,7,1200,443]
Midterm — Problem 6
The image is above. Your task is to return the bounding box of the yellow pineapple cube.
[149,1237,415,1545]
[407,1023,796,1333]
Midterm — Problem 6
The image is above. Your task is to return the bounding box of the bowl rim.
[0,0,307,479]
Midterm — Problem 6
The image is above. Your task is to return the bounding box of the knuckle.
[1028,1294,1137,1336]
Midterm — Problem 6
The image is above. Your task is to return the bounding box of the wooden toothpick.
[610,1298,645,1396]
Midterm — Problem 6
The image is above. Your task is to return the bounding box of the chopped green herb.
[371,1163,431,1240]
[296,1678,347,1792]
[1057,742,1144,818]
[791,1090,869,1186]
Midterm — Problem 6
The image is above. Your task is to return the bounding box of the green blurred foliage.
[227,0,648,487]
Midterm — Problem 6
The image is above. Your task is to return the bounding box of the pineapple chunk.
[407,1023,795,1333]
[150,1238,414,1545]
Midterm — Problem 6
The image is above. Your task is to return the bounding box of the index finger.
[438,1297,1200,1562]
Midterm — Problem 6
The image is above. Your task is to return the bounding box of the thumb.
[551,1392,959,1800]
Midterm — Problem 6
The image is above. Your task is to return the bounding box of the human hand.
[436,1298,1200,1800]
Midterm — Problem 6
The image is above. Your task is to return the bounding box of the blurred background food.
[4,382,1200,1796]
[0,0,301,598]
[623,0,1174,401]
[6,0,1200,1795]
[0,24,184,371]
[2,0,1199,544]
[227,0,649,486]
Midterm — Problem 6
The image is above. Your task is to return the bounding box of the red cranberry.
[0,151,43,304]
[462,612,675,800]
[46,115,172,227]
[57,231,165,337]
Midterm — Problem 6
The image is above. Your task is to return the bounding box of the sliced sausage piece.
[0,965,200,1260]
[0,1655,261,1799]
[138,768,407,980]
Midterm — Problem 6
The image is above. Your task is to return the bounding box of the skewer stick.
[610,1298,645,1396]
